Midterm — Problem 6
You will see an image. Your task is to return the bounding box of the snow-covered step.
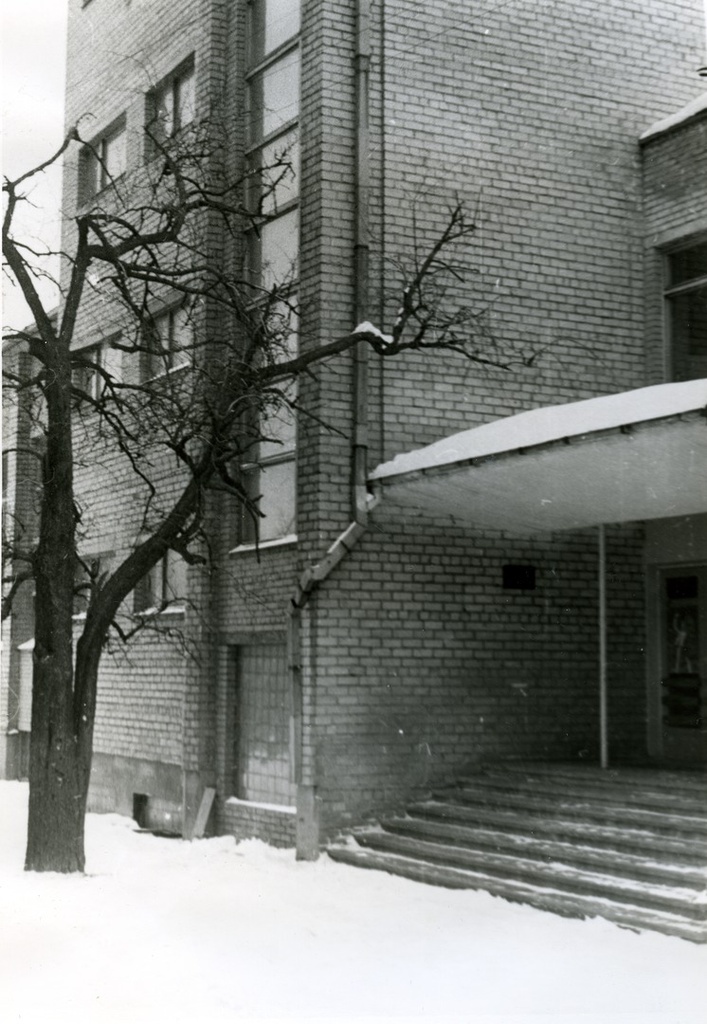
[350,829,707,918]
[326,844,707,944]
[383,816,707,888]
[455,770,707,816]
[476,762,707,799]
[409,799,707,862]
[443,786,707,836]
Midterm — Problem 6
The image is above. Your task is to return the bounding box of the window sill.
[142,360,192,385]
[78,173,127,209]
[226,797,296,814]
[134,605,187,619]
[229,533,297,555]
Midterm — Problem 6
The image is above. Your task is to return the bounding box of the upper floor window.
[71,338,122,404]
[133,550,187,615]
[146,59,195,149]
[79,118,126,202]
[1,450,10,539]
[247,48,300,146]
[236,304,297,546]
[665,242,707,381]
[143,306,193,380]
[246,0,301,65]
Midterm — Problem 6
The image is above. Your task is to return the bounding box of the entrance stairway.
[327,762,707,942]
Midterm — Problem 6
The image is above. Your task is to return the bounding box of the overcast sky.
[2,0,69,329]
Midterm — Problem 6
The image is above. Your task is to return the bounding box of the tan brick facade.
[3,0,706,850]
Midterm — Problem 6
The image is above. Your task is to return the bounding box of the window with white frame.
[230,639,295,805]
[146,58,195,150]
[79,118,127,202]
[71,338,122,403]
[73,552,111,617]
[238,2,300,545]
[237,303,297,545]
[1,450,10,539]
[665,241,707,381]
[133,550,187,614]
[246,0,301,60]
[245,0,300,293]
[144,305,193,379]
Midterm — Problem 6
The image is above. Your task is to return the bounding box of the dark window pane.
[668,243,707,288]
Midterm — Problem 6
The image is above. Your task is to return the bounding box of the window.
[79,119,127,201]
[246,208,299,292]
[237,304,297,546]
[146,60,195,149]
[244,3,300,294]
[133,551,187,614]
[2,451,9,538]
[247,48,300,146]
[231,640,295,805]
[239,385,297,545]
[246,0,301,62]
[71,340,122,403]
[665,242,707,381]
[144,306,193,379]
[73,554,106,617]
[238,2,299,545]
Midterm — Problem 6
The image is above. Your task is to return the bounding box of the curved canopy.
[370,380,707,534]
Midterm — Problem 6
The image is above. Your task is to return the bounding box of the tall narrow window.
[143,306,193,380]
[146,59,195,149]
[133,551,187,614]
[237,303,297,546]
[665,242,707,381]
[231,640,295,805]
[79,118,127,201]
[71,338,122,404]
[246,0,301,61]
[238,1,300,545]
[245,0,300,294]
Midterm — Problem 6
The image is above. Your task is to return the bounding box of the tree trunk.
[24,644,99,873]
[25,662,88,872]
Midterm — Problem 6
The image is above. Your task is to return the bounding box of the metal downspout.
[598,524,609,768]
[353,0,372,522]
[292,0,374,859]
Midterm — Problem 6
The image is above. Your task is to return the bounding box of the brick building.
[2,0,706,865]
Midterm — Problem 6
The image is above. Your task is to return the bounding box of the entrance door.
[658,566,707,763]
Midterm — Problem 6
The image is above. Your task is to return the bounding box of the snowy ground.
[0,782,704,1024]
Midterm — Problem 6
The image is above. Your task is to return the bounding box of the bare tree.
[3,119,503,873]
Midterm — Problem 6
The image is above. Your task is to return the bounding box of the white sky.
[1,0,69,330]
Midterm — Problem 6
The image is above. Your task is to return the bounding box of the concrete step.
[455,768,707,816]
[327,765,707,942]
[383,816,707,888]
[326,844,707,943]
[474,762,707,798]
[440,786,707,837]
[352,829,707,917]
[408,799,707,862]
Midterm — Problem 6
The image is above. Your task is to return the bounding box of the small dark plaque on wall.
[503,565,536,590]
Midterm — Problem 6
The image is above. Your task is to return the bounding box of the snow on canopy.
[640,91,707,141]
[370,379,707,481]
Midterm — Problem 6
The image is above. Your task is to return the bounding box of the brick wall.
[304,518,646,835]
[41,0,704,848]
[287,0,703,840]
[373,0,706,462]
[221,799,296,848]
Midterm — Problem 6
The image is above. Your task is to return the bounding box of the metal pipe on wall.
[598,524,609,768]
